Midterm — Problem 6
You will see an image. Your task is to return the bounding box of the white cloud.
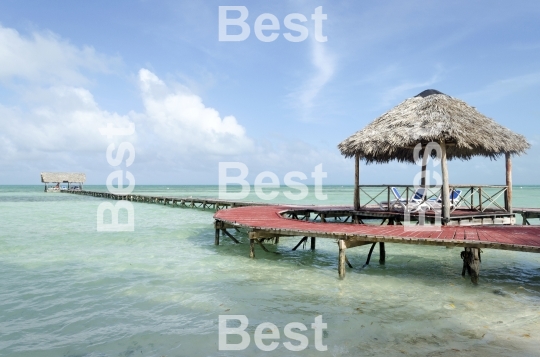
[137,69,253,156]
[0,24,119,85]
[289,40,336,120]
[0,86,133,157]
[0,67,254,175]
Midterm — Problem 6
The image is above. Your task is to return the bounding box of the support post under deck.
[379,242,386,264]
[461,247,481,284]
[250,239,255,259]
[338,240,346,279]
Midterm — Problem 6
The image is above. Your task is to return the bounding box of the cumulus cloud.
[0,87,133,159]
[0,23,326,183]
[0,69,254,168]
[0,24,120,85]
[137,69,253,156]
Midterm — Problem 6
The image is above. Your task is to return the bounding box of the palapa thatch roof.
[41,172,86,183]
[338,89,530,163]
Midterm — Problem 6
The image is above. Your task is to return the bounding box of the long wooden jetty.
[65,189,540,283]
[66,189,272,210]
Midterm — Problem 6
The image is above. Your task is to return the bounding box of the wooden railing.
[357,185,510,212]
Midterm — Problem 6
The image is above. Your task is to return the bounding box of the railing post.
[387,186,391,212]
[479,187,483,212]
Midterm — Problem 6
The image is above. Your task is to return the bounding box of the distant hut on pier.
[41,172,86,192]
[338,89,530,223]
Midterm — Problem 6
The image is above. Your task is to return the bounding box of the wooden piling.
[338,240,346,279]
[250,239,255,259]
[379,242,386,264]
[310,237,316,250]
[215,229,220,245]
[461,247,481,284]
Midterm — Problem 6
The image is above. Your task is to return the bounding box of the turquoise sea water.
[1,185,539,357]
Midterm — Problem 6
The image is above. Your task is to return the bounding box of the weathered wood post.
[250,239,255,259]
[440,141,451,224]
[421,144,428,187]
[505,152,513,214]
[461,247,481,284]
[338,240,347,279]
[215,229,220,245]
[311,237,316,250]
[354,153,360,211]
[379,242,386,264]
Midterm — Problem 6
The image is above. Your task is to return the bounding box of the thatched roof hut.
[41,172,86,183]
[338,89,530,220]
[338,89,529,163]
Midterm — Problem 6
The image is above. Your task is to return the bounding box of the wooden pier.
[515,207,540,225]
[65,189,540,283]
[66,189,272,210]
[214,205,540,283]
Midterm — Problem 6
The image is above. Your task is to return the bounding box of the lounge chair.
[379,187,428,212]
[425,189,463,212]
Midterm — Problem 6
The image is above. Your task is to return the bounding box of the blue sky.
[0,0,539,185]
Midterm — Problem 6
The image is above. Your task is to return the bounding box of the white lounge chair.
[425,189,463,212]
[379,187,428,212]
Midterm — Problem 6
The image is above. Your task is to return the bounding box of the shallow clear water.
[1,185,539,357]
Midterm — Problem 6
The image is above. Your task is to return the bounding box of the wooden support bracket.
[363,243,377,267]
[221,229,241,244]
[292,237,308,251]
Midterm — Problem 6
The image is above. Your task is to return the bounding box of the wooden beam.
[292,237,308,251]
[338,240,346,279]
[440,141,450,224]
[310,237,316,250]
[505,152,513,214]
[250,239,255,259]
[354,153,360,210]
[215,229,220,245]
[364,243,377,266]
[379,242,386,264]
[421,145,428,187]
[461,247,481,284]
[222,229,240,244]
[257,239,270,252]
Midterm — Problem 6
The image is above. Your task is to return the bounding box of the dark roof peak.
[415,89,446,98]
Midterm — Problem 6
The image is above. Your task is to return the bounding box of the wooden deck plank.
[214,205,540,252]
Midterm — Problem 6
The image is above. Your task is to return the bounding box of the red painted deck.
[214,205,540,253]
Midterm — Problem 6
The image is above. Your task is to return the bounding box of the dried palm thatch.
[338,90,530,163]
[41,172,86,183]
